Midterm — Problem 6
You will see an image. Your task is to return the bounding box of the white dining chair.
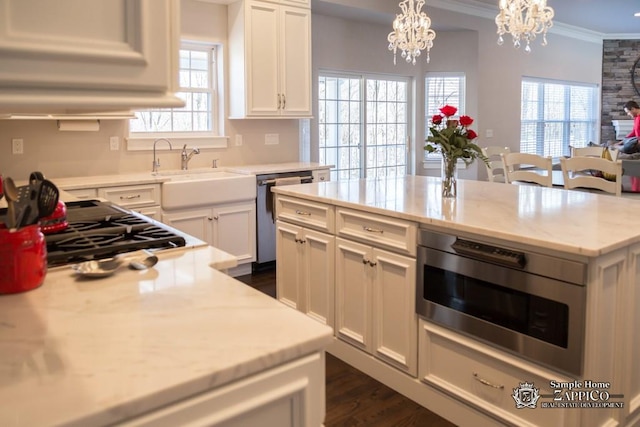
[501,152,554,187]
[570,145,604,158]
[481,146,511,183]
[559,156,622,196]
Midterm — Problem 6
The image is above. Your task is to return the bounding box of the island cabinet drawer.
[98,184,161,208]
[336,208,417,256]
[276,196,335,233]
[419,320,579,427]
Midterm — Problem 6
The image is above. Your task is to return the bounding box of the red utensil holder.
[0,225,47,294]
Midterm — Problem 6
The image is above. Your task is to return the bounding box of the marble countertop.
[272,175,640,257]
[51,163,332,190]
[0,246,333,427]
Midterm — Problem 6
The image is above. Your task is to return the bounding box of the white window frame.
[317,70,411,181]
[520,77,599,158]
[423,72,467,169]
[126,40,227,151]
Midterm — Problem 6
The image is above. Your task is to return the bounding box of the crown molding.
[427,0,607,44]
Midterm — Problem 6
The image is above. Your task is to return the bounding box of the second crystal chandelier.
[495,0,554,52]
[388,0,436,65]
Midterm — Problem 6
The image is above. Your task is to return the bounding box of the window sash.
[520,78,598,157]
[130,44,217,136]
[424,73,466,160]
[318,71,410,181]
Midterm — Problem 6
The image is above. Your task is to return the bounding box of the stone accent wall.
[601,40,640,143]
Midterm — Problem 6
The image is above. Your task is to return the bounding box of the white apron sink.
[160,170,256,210]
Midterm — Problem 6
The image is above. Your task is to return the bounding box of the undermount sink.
[160,169,256,210]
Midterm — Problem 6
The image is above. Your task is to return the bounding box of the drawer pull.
[363,226,384,234]
[120,194,141,200]
[473,373,504,390]
[295,210,311,216]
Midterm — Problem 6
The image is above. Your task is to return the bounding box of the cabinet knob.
[368,260,377,267]
[282,93,286,109]
[320,176,325,181]
[362,258,369,264]
[207,217,213,221]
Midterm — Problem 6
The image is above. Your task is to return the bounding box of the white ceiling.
[312,0,640,38]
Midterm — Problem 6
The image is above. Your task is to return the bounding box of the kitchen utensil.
[3,177,19,229]
[71,250,159,278]
[22,178,59,227]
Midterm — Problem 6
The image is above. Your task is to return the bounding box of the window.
[521,78,598,157]
[318,72,410,181]
[424,73,466,160]
[129,42,224,146]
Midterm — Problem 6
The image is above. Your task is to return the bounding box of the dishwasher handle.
[258,176,313,186]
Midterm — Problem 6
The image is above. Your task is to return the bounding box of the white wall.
[311,2,602,179]
[0,0,301,180]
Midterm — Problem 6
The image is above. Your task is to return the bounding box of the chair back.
[481,146,511,183]
[559,156,622,196]
[501,152,553,187]
[570,146,603,158]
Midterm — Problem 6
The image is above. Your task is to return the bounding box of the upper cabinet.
[228,0,311,118]
[0,0,183,114]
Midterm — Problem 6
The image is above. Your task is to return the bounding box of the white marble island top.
[0,246,332,427]
[272,175,640,257]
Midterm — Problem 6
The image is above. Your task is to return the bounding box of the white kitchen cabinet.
[63,184,163,220]
[162,201,256,266]
[335,236,417,376]
[228,0,311,118]
[119,352,325,427]
[0,0,182,113]
[276,220,335,328]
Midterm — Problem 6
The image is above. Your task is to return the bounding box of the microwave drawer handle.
[473,373,504,390]
[451,238,526,268]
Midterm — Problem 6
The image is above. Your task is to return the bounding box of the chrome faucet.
[181,144,200,170]
[152,138,173,173]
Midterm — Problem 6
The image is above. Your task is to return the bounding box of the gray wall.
[602,40,640,143]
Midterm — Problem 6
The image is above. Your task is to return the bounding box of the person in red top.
[622,101,640,191]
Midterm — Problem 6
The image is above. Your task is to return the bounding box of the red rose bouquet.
[425,105,488,166]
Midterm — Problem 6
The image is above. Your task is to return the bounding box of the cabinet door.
[0,0,181,112]
[301,229,335,328]
[335,237,371,351]
[162,209,213,245]
[246,1,279,115]
[276,221,304,310]
[279,6,311,117]
[212,202,256,264]
[371,248,417,375]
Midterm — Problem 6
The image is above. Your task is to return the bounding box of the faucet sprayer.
[181,144,201,170]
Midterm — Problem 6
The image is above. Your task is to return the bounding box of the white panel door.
[335,237,371,351]
[246,0,279,115]
[302,229,335,328]
[276,221,303,311]
[212,202,256,264]
[162,209,213,246]
[371,248,417,375]
[279,5,311,116]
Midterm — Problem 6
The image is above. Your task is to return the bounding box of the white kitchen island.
[272,175,640,427]
[0,245,333,426]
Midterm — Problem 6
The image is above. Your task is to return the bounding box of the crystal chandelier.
[495,0,554,53]
[387,0,436,65]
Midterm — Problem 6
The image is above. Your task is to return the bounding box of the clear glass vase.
[441,154,458,198]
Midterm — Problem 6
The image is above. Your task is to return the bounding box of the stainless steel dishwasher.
[255,171,314,268]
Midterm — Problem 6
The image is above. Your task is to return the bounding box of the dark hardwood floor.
[237,267,456,427]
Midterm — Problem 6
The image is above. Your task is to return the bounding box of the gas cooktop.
[45,200,186,267]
